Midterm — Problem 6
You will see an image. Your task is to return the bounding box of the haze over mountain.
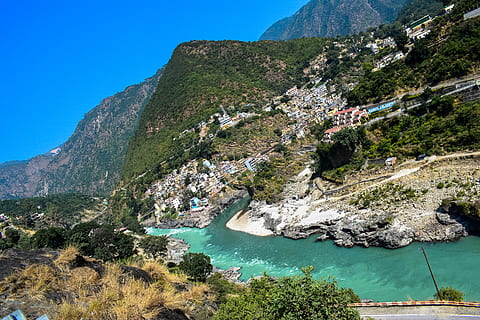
[260,0,409,40]
[0,70,162,200]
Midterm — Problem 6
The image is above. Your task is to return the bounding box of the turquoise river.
[148,196,480,302]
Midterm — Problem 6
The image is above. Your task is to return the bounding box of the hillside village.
[1,2,479,236]
[142,3,479,226]
[2,0,480,319]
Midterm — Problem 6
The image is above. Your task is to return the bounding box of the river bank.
[148,218,480,302]
[144,188,249,229]
[147,152,480,249]
[225,208,273,236]
[229,153,480,249]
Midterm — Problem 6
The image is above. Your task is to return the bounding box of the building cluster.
[375,51,405,70]
[146,152,271,217]
[406,15,433,40]
[280,82,347,143]
[324,106,368,141]
[366,36,397,54]
[146,159,225,215]
[244,154,270,172]
[0,213,9,223]
[323,100,397,141]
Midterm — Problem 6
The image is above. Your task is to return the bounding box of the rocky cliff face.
[0,69,163,199]
[260,0,408,40]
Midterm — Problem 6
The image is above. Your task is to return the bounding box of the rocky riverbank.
[144,188,249,229]
[237,153,480,249]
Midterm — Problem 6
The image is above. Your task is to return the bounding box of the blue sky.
[0,0,308,163]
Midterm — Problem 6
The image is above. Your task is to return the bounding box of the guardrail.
[351,301,480,308]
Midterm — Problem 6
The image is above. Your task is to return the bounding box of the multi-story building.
[332,107,368,127]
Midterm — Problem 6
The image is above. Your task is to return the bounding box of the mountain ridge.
[260,0,408,40]
[0,69,163,200]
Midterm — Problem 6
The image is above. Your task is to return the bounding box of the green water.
[148,196,480,302]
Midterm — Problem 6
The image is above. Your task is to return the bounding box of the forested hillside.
[122,39,330,180]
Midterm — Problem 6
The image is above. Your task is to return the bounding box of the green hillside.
[122,39,330,181]
[348,0,480,105]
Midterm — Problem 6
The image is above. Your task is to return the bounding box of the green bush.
[434,286,464,301]
[207,273,245,303]
[31,227,66,249]
[139,235,169,259]
[179,252,213,282]
[214,266,359,320]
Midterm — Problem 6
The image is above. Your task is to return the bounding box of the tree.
[179,252,213,282]
[5,228,21,245]
[67,222,135,261]
[67,221,101,256]
[90,226,135,261]
[434,286,464,301]
[31,227,66,249]
[139,235,169,259]
[214,267,360,320]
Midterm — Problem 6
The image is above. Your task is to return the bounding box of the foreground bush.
[214,266,360,320]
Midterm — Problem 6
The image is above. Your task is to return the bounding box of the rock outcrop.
[245,153,479,249]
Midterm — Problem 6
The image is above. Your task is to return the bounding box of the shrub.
[31,227,66,249]
[139,235,169,259]
[434,286,464,301]
[214,266,359,320]
[179,252,213,282]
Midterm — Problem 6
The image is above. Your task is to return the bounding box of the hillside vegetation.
[0,194,101,229]
[0,246,360,320]
[122,39,331,181]
[348,0,480,105]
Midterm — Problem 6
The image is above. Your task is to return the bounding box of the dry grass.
[56,272,184,319]
[67,266,99,298]
[141,261,188,284]
[5,264,59,294]
[183,283,210,303]
[54,246,81,271]
[1,249,213,320]
[54,260,198,319]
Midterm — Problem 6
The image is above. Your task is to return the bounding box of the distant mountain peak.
[0,69,163,200]
[260,0,409,40]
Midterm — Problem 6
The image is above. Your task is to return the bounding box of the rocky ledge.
[165,237,190,264]
[250,199,467,249]
[212,267,243,283]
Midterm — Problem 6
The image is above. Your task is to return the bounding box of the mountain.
[121,39,330,182]
[259,0,409,40]
[0,69,163,200]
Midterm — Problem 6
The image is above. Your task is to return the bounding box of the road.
[361,314,480,319]
[358,305,480,320]
[365,75,479,127]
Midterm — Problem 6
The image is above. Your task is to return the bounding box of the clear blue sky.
[0,0,308,163]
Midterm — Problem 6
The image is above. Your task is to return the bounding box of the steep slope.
[0,69,162,199]
[121,39,329,181]
[260,0,408,40]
